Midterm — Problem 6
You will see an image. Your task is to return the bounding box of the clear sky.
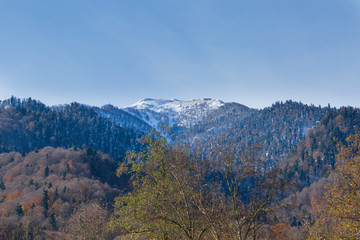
[0,0,359,109]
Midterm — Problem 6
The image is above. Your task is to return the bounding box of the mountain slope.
[122,98,227,130]
[189,101,331,170]
[94,104,152,133]
[95,98,256,144]
[174,101,257,145]
[0,147,119,238]
[0,97,140,158]
[281,106,360,187]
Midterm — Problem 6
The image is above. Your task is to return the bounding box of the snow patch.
[121,98,225,130]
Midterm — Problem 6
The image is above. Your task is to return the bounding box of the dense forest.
[0,97,140,158]
[1,97,360,239]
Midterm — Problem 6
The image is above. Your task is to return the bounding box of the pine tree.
[0,177,5,190]
[44,165,49,178]
[53,187,58,202]
[41,189,49,211]
[15,203,24,217]
[48,214,58,231]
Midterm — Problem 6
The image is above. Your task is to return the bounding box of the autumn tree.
[208,140,287,240]
[306,134,360,239]
[108,132,212,239]
[109,132,285,239]
[65,202,110,240]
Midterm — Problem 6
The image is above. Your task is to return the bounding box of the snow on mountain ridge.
[121,98,225,130]
[126,98,224,113]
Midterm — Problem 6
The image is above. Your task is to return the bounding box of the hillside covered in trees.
[0,96,360,239]
[0,97,140,158]
[0,147,121,239]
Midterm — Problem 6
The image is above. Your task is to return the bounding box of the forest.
[0,132,359,239]
[1,97,360,239]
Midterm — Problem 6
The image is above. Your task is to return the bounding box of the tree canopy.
[307,134,360,239]
[108,132,286,240]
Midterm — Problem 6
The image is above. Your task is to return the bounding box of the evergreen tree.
[48,214,58,231]
[14,223,25,239]
[53,187,58,202]
[14,203,24,217]
[0,177,5,190]
[41,189,49,211]
[44,165,49,178]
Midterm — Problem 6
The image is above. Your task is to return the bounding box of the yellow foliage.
[306,134,360,239]
[21,203,30,213]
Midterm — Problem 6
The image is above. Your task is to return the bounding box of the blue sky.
[0,0,359,109]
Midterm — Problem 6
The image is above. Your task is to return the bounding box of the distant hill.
[0,146,120,238]
[281,106,360,187]
[1,96,358,171]
[1,96,359,239]
[0,97,141,158]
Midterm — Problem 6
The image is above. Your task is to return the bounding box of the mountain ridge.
[1,96,360,239]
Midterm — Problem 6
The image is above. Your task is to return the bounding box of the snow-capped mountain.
[92,98,255,146]
[0,97,340,174]
[121,98,225,130]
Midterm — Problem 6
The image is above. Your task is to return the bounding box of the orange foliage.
[6,189,20,201]
[273,223,290,240]
[5,176,12,183]
[310,194,319,208]
[22,204,30,213]
[334,114,344,126]
[51,200,62,214]
[31,196,41,205]
[1,207,8,217]
[25,196,41,210]
[68,160,73,168]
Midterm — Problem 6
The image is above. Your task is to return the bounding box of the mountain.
[122,98,227,129]
[0,97,333,167]
[2,96,359,172]
[91,98,334,172]
[0,147,120,239]
[1,96,360,239]
[94,104,153,134]
[0,97,140,158]
[173,101,257,145]
[170,100,331,171]
[281,106,360,187]
[96,98,256,144]
[209,101,331,166]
